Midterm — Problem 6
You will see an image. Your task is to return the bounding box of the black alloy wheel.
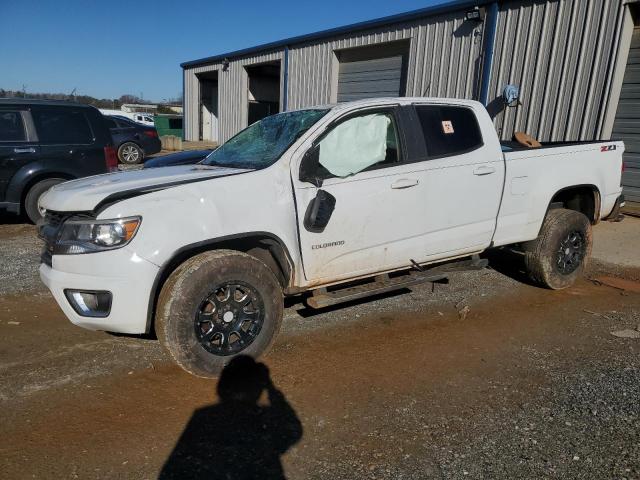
[195,282,265,356]
[556,230,586,275]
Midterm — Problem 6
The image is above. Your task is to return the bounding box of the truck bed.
[493,139,625,248]
[500,139,612,152]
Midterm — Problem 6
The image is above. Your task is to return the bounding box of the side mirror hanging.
[298,144,323,187]
[303,189,336,233]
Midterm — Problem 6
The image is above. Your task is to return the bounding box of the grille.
[39,211,71,266]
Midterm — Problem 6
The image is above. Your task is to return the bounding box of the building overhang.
[180,0,494,69]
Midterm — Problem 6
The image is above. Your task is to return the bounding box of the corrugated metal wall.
[287,10,483,109]
[488,0,625,141]
[184,0,629,144]
[184,50,283,142]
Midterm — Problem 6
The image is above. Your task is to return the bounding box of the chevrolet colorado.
[38,98,626,377]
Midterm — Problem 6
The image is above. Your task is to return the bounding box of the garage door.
[613,26,640,204]
[337,56,404,103]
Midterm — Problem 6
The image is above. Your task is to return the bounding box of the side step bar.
[306,256,488,309]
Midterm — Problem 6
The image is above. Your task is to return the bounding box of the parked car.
[0,99,118,223]
[99,109,155,127]
[38,97,625,377]
[104,115,161,165]
[130,112,155,126]
[143,149,213,168]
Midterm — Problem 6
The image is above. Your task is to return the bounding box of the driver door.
[293,107,428,284]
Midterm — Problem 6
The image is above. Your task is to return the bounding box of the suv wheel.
[118,142,143,164]
[523,208,592,289]
[24,178,65,224]
[156,250,284,378]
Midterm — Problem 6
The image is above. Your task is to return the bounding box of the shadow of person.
[159,356,302,480]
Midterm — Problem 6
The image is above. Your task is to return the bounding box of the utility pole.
[22,84,27,98]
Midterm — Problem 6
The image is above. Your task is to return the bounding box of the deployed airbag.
[319,113,390,177]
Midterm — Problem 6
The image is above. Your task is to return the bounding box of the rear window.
[104,117,118,129]
[32,109,94,144]
[0,111,26,142]
[415,105,483,158]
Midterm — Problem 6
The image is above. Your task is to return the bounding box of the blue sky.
[0,0,448,102]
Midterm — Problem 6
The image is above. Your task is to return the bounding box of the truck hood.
[40,164,252,213]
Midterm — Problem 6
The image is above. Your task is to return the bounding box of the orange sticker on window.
[442,120,454,134]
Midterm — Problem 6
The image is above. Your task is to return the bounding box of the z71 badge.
[600,145,617,152]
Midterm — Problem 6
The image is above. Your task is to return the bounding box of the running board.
[307,271,448,309]
[427,255,488,274]
[306,256,489,310]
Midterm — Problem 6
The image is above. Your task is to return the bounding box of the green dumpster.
[154,115,183,138]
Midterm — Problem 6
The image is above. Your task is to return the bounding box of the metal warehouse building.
[181,0,640,204]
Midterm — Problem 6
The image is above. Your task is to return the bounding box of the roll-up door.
[337,55,404,102]
[613,27,640,204]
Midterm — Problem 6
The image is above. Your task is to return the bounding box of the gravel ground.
[1,218,639,479]
[0,223,42,295]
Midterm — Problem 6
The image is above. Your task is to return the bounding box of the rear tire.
[118,142,143,164]
[523,208,592,289]
[24,178,65,224]
[156,250,283,378]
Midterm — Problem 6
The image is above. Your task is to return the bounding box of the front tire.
[24,178,65,224]
[118,142,143,164]
[523,208,592,289]
[156,250,283,378]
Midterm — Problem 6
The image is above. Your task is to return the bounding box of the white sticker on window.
[442,120,454,134]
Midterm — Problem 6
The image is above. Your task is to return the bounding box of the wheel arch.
[4,161,78,210]
[20,172,75,211]
[145,232,294,334]
[547,184,601,225]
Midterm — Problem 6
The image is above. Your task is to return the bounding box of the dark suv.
[0,99,117,223]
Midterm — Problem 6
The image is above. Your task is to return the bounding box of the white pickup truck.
[38,98,625,377]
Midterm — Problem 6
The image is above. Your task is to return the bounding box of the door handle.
[473,165,496,176]
[391,178,419,189]
[14,147,35,154]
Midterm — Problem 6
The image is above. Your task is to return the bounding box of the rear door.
[0,107,40,201]
[31,106,103,175]
[106,117,128,148]
[410,103,505,256]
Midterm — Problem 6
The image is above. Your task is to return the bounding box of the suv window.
[318,111,400,177]
[415,105,483,158]
[0,111,26,142]
[32,109,94,144]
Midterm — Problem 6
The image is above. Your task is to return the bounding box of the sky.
[0,0,449,102]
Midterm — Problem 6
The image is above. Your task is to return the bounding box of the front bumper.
[40,248,159,334]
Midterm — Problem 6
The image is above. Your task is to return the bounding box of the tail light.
[104,146,118,172]
[143,130,158,138]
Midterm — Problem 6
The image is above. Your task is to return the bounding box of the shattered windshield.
[202,109,329,169]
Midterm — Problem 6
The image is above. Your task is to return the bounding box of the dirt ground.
[1,213,639,479]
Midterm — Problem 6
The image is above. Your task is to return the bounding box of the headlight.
[54,216,141,254]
